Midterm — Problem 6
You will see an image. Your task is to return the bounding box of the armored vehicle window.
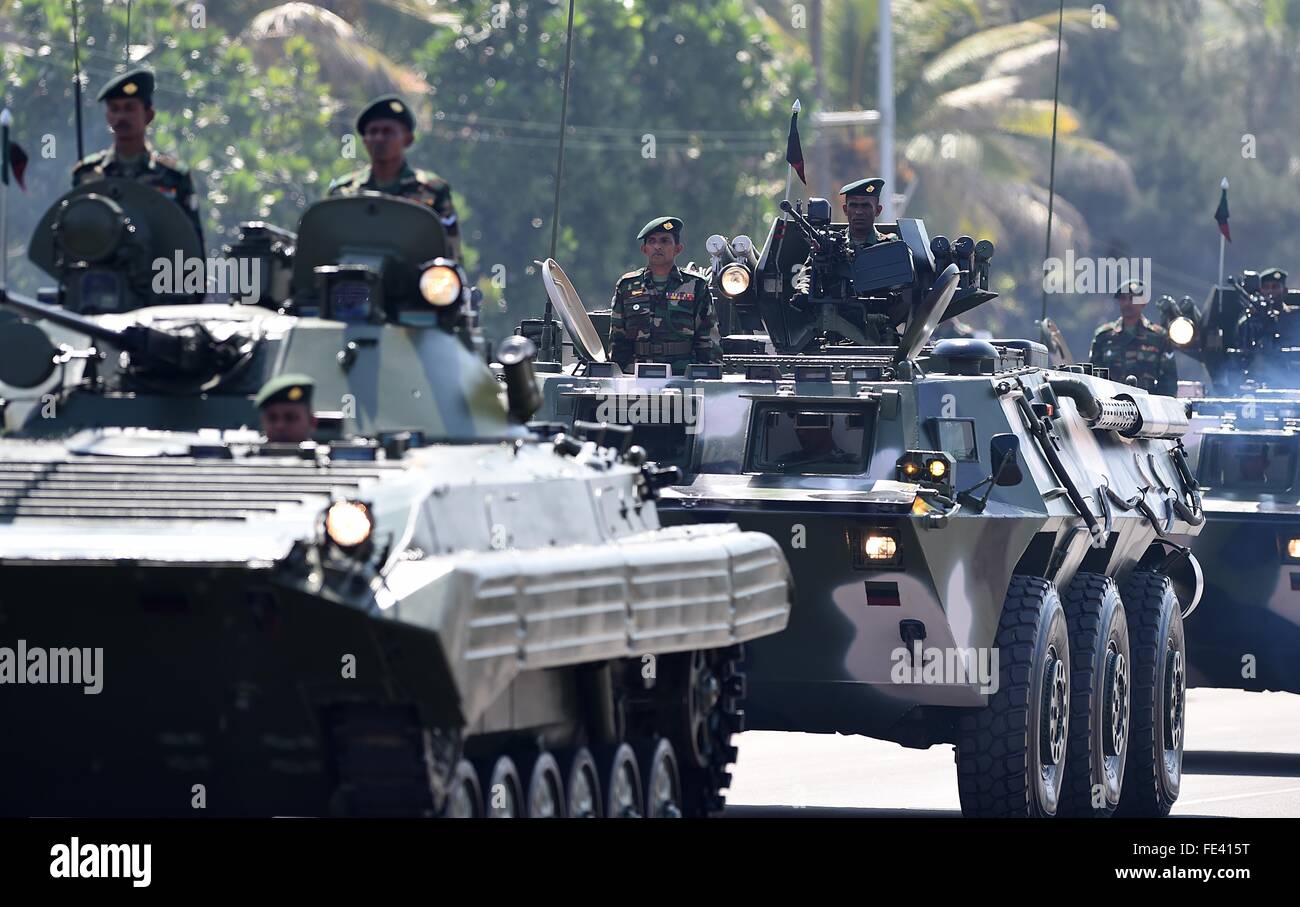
[331,282,373,322]
[1198,435,1297,492]
[570,393,696,471]
[746,403,872,475]
[928,418,977,461]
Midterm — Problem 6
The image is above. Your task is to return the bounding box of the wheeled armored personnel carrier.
[1156,275,1300,694]
[0,180,792,817]
[527,197,1205,817]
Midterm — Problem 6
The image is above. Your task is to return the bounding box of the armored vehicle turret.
[528,199,1205,817]
[0,185,792,817]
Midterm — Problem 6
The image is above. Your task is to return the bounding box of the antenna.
[539,0,577,361]
[71,0,85,161]
[126,0,133,62]
[1038,0,1065,337]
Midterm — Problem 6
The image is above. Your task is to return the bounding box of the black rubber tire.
[634,737,683,818]
[521,751,565,818]
[1117,571,1186,817]
[440,759,483,818]
[557,747,601,818]
[476,755,523,818]
[593,743,643,818]
[956,575,1070,817]
[1059,572,1130,817]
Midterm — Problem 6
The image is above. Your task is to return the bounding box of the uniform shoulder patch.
[153,152,187,173]
[682,265,711,281]
[72,150,108,173]
[1147,322,1168,337]
[328,170,362,192]
[617,270,643,284]
[1093,320,1120,336]
[413,168,449,190]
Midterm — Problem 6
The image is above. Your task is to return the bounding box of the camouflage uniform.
[328,162,461,260]
[1089,317,1178,394]
[72,145,203,248]
[609,266,723,375]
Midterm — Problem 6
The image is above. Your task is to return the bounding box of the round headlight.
[419,265,462,307]
[720,264,751,297]
[325,501,373,548]
[863,534,897,560]
[928,459,948,479]
[1169,316,1195,347]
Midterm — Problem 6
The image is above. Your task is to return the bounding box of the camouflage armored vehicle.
[1156,276,1300,694]
[0,180,792,818]
[527,197,1205,817]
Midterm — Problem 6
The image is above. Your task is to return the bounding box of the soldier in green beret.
[72,68,204,249]
[1089,280,1178,395]
[608,217,723,375]
[1259,267,1289,304]
[328,94,461,261]
[254,373,317,444]
[839,178,888,251]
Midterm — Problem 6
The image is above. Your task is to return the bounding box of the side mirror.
[990,433,1023,486]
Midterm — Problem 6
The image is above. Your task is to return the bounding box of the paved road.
[725,688,1300,817]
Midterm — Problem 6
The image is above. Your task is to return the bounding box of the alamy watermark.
[152,253,262,304]
[593,391,704,435]
[0,640,103,694]
[889,641,999,695]
[1042,251,1152,301]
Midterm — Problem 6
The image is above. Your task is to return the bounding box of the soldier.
[839,177,888,251]
[328,95,461,261]
[254,373,317,444]
[1089,280,1178,395]
[1259,267,1288,304]
[73,68,204,248]
[608,217,723,376]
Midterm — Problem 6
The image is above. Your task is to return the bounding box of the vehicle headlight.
[720,264,752,297]
[419,264,462,306]
[1288,538,1300,560]
[863,533,898,560]
[1168,316,1195,347]
[325,500,373,549]
[928,459,948,479]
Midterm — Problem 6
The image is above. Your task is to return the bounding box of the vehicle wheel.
[522,751,565,818]
[956,575,1070,817]
[635,738,683,818]
[440,759,483,818]
[557,747,602,818]
[672,646,745,817]
[593,743,643,818]
[1059,573,1130,816]
[1117,571,1185,817]
[476,755,523,818]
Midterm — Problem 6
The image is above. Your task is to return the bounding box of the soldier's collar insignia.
[287,387,304,401]
[123,82,138,95]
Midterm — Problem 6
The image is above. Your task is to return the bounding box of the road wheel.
[635,737,683,818]
[477,755,523,818]
[557,747,601,818]
[522,751,565,818]
[594,743,643,818]
[956,575,1070,817]
[672,646,745,817]
[440,759,483,818]
[1059,573,1130,816]
[1117,571,1185,817]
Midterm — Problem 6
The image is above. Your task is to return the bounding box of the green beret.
[356,95,415,135]
[839,178,885,198]
[1261,268,1288,284]
[254,373,315,409]
[96,68,154,105]
[637,216,683,242]
[1115,279,1146,299]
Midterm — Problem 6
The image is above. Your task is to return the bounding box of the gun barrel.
[778,200,822,251]
[0,287,129,347]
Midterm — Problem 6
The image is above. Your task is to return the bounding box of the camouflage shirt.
[328,161,460,260]
[72,145,203,248]
[1089,316,1178,395]
[609,265,723,375]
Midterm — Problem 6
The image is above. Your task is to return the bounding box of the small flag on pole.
[0,108,26,191]
[785,99,806,185]
[1214,178,1230,242]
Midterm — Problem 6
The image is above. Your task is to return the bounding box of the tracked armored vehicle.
[528,197,1205,817]
[0,180,791,817]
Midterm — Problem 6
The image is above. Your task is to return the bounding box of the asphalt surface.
[725,688,1300,817]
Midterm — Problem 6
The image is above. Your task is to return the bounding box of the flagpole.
[1217,177,1228,289]
[1,108,10,292]
[783,100,800,217]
